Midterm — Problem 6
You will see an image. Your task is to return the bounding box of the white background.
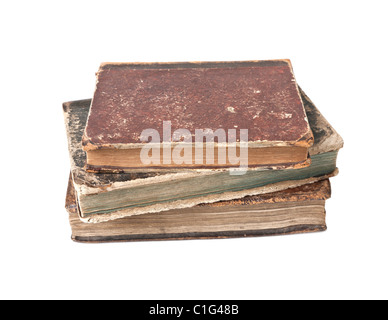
[1,0,387,300]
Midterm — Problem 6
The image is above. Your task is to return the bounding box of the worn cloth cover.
[83,60,313,150]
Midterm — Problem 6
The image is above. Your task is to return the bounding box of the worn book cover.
[82,60,314,171]
[63,88,342,223]
[66,174,331,243]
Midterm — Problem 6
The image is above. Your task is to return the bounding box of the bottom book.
[65,174,331,243]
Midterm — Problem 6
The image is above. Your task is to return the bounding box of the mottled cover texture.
[83,60,313,150]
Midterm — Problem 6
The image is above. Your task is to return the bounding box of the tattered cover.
[83,60,313,150]
[66,175,331,243]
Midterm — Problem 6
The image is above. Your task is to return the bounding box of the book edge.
[71,225,327,243]
[79,169,337,223]
[65,174,328,242]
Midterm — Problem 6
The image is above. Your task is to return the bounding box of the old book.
[63,88,342,223]
[66,174,331,243]
[82,60,314,172]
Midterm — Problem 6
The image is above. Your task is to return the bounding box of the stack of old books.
[63,60,343,242]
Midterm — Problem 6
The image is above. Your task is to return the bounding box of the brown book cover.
[66,174,331,243]
[82,60,314,172]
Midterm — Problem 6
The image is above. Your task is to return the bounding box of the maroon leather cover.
[83,60,313,150]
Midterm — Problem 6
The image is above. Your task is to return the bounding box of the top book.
[82,60,314,172]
